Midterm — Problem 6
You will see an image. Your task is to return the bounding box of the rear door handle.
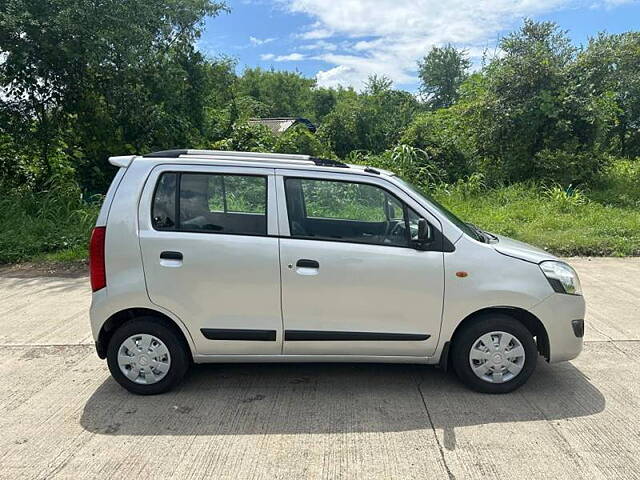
[160,251,183,261]
[296,259,319,269]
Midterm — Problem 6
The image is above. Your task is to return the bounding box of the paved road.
[1,258,639,479]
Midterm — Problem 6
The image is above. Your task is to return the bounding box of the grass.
[0,183,100,264]
[434,182,640,256]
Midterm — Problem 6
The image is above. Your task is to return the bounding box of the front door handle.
[296,259,319,269]
[160,251,183,260]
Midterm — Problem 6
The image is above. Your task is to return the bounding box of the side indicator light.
[456,271,469,278]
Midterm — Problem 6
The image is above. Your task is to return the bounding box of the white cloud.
[589,0,636,8]
[315,65,359,89]
[261,52,307,62]
[296,22,335,40]
[275,53,306,61]
[250,36,276,46]
[299,28,335,40]
[299,40,338,51]
[282,0,622,89]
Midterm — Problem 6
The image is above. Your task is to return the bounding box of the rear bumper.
[531,293,585,363]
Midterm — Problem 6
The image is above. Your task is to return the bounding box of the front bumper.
[530,293,585,363]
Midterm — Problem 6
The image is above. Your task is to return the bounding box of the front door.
[277,171,445,357]
[138,165,282,356]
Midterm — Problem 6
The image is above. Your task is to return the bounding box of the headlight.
[539,261,582,295]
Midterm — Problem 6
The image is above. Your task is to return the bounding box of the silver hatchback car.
[89,149,585,395]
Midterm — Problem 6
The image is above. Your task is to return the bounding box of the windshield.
[394,177,484,242]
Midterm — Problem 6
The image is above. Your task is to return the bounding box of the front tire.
[107,317,189,395]
[451,314,537,394]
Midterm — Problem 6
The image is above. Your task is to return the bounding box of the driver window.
[284,177,411,247]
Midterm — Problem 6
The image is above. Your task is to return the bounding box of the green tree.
[274,124,332,157]
[400,108,472,181]
[418,45,471,109]
[470,19,607,184]
[573,32,640,158]
[237,68,316,119]
[0,0,227,191]
[212,122,277,152]
[310,88,338,122]
[318,75,419,157]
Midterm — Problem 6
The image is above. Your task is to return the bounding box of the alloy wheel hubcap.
[117,333,171,385]
[469,331,525,384]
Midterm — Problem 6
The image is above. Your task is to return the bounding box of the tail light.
[89,226,106,292]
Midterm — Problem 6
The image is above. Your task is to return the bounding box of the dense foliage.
[0,3,639,262]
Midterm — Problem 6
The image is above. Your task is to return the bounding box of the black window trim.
[283,176,445,251]
[151,170,269,237]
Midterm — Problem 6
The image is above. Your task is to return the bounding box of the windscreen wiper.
[466,223,489,243]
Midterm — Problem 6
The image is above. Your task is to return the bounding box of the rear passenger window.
[152,172,267,236]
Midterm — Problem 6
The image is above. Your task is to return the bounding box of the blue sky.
[199,0,640,91]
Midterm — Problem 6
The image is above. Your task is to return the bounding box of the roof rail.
[143,149,311,161]
[310,157,349,168]
[141,149,349,168]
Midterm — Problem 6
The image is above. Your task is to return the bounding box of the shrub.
[532,149,608,186]
[351,145,444,190]
[274,124,332,157]
[591,158,640,207]
[543,184,588,212]
[211,122,277,152]
[0,178,99,263]
[446,173,488,199]
[399,111,471,181]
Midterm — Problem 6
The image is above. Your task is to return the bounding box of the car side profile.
[89,149,585,395]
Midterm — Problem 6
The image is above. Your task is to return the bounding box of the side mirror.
[417,218,430,242]
[414,218,433,250]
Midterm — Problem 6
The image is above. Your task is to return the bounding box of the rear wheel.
[107,317,189,395]
[451,314,537,394]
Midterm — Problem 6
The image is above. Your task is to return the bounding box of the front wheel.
[451,314,538,394]
[107,317,189,395]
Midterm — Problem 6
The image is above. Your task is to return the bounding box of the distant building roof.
[248,117,317,136]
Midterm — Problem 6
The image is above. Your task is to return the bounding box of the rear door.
[138,165,282,356]
[276,170,445,357]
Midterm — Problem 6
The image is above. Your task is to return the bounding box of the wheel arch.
[441,306,550,370]
[96,307,194,360]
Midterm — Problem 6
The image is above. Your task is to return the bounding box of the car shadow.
[80,359,605,442]
[81,361,605,442]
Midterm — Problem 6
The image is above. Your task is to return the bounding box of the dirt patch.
[0,261,88,278]
[18,345,93,361]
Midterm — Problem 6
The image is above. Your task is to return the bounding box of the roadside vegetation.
[1,1,639,262]
[362,148,640,257]
[0,180,100,263]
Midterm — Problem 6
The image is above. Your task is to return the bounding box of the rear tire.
[451,314,537,394]
[107,317,189,395]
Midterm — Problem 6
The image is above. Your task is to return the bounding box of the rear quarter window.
[152,173,177,230]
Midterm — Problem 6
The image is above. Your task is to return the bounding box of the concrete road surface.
[0,258,639,479]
